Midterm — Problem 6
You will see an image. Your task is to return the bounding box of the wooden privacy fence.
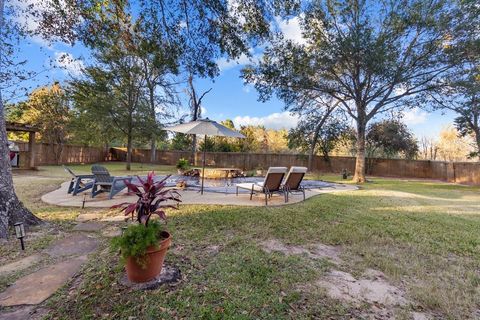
[10,142,480,185]
[14,142,106,167]
[111,148,478,184]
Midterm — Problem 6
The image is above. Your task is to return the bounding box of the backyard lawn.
[2,163,480,319]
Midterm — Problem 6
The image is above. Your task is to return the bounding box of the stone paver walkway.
[0,217,106,318]
[46,233,98,258]
[0,256,88,306]
[73,221,106,232]
[0,254,43,276]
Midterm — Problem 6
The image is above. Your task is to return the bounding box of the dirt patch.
[261,239,417,319]
[412,312,432,320]
[205,245,221,255]
[317,269,407,306]
[260,239,342,264]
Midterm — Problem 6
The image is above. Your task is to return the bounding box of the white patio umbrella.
[165,118,245,194]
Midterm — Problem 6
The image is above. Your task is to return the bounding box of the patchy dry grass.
[2,165,480,319]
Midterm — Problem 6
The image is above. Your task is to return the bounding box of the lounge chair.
[283,166,307,202]
[63,165,94,196]
[91,165,132,199]
[236,167,288,205]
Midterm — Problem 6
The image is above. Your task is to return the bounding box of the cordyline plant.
[112,172,181,225]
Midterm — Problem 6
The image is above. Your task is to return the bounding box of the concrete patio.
[42,181,358,208]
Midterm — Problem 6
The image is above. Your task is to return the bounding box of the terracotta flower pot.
[125,231,171,283]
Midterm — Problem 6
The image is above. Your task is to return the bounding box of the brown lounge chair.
[236,167,288,205]
[282,166,307,202]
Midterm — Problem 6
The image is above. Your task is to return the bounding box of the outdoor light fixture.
[14,222,26,250]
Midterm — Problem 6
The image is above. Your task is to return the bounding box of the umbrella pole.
[201,134,206,195]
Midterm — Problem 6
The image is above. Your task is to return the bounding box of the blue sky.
[8,3,456,140]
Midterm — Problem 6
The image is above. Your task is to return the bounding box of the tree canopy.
[243,0,459,182]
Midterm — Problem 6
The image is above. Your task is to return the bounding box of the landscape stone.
[75,213,104,222]
[0,256,87,306]
[73,221,105,232]
[101,226,122,238]
[0,254,43,276]
[46,233,98,258]
[100,215,127,222]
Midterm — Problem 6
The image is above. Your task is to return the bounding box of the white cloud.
[10,0,51,46]
[242,84,253,93]
[275,16,306,45]
[402,107,428,125]
[216,51,262,72]
[54,52,84,76]
[200,106,207,116]
[232,111,299,130]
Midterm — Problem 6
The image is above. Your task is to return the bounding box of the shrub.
[111,221,166,265]
[176,158,189,170]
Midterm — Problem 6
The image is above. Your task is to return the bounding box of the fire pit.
[199,168,244,179]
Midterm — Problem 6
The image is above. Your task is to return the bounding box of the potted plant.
[176,158,190,175]
[112,172,181,283]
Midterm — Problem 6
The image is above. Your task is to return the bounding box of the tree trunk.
[307,149,314,172]
[307,103,337,171]
[148,83,157,164]
[353,113,367,183]
[308,124,322,171]
[150,139,156,163]
[192,135,197,153]
[191,135,197,165]
[0,0,41,238]
[474,128,480,161]
[126,116,132,171]
[308,129,319,171]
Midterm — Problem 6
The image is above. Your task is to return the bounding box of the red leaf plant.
[112,172,181,226]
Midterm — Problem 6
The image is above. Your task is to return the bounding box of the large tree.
[0,0,48,239]
[288,107,349,168]
[70,50,148,171]
[366,119,418,159]
[70,1,180,170]
[136,27,180,163]
[244,0,456,182]
[185,74,211,153]
[431,0,480,159]
[18,83,72,163]
[286,94,341,169]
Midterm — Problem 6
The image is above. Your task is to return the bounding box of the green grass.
[14,162,177,178]
[4,163,480,319]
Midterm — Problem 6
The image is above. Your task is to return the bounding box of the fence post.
[446,162,455,182]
